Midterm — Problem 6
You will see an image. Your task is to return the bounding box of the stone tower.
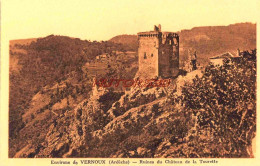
[137,25,179,78]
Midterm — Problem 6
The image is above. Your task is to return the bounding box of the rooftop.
[209,52,240,59]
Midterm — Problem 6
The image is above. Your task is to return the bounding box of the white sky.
[2,0,259,41]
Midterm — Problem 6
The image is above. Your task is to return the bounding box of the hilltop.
[10,38,37,46]
[109,34,138,51]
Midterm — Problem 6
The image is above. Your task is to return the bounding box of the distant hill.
[109,23,256,67]
[10,38,37,46]
[109,34,137,44]
[109,34,138,51]
[178,22,256,66]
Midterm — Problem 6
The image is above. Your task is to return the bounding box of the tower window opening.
[151,53,154,57]
[144,52,147,59]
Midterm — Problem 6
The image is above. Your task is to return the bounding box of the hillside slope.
[179,22,256,65]
[13,71,196,157]
[9,35,138,157]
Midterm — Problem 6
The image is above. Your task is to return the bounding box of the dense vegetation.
[170,49,256,157]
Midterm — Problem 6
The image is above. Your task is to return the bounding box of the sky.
[2,0,259,41]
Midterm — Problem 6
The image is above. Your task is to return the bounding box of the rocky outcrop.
[13,72,206,158]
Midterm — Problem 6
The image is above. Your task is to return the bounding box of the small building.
[111,50,125,55]
[96,53,111,60]
[209,52,240,66]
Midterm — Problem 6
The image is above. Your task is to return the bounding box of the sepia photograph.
[1,0,259,164]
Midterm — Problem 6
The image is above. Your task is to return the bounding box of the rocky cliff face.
[13,70,204,158]
[13,64,256,158]
[12,72,177,157]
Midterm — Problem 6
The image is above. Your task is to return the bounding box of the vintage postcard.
[1,0,259,165]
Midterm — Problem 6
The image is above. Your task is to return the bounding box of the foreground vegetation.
[172,49,256,157]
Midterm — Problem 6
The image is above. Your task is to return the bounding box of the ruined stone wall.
[137,28,179,79]
[170,35,179,77]
[138,34,160,78]
[159,33,179,78]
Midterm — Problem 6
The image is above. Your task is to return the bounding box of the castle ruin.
[137,25,179,78]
